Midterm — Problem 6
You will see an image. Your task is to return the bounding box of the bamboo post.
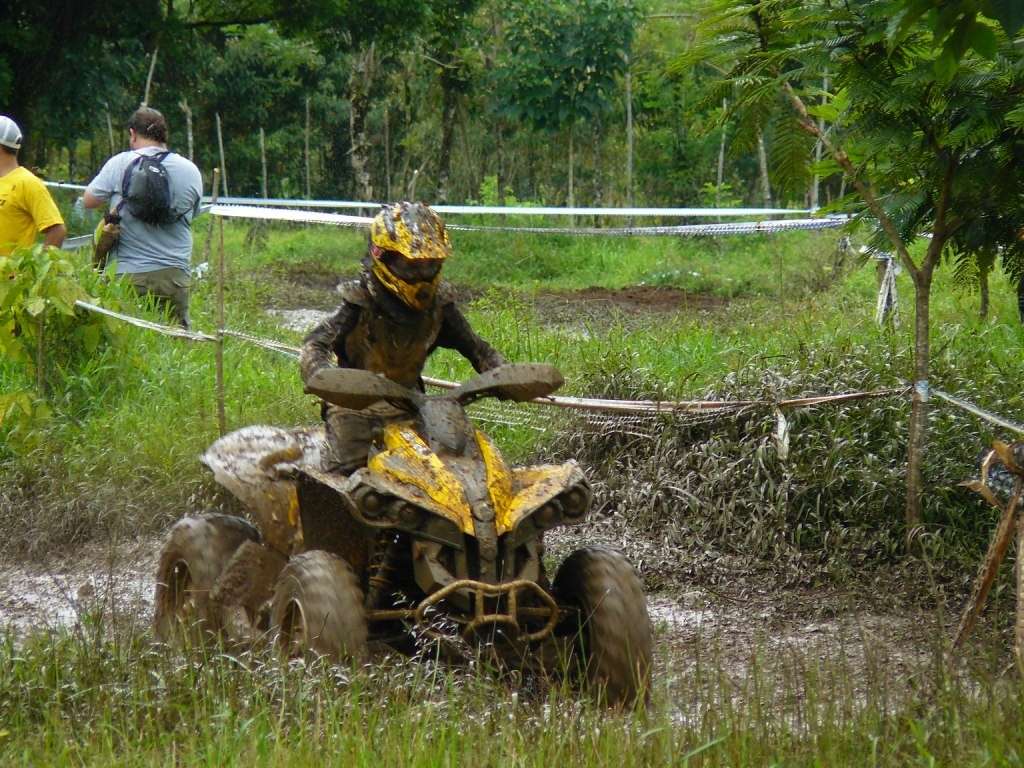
[304,96,312,199]
[179,99,194,161]
[215,112,229,198]
[142,47,159,107]
[105,106,116,156]
[35,318,45,395]
[259,127,268,199]
[215,206,227,437]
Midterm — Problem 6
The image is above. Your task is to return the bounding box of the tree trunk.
[383,108,392,201]
[142,47,159,107]
[810,74,829,209]
[979,263,990,319]
[625,55,634,220]
[304,96,312,199]
[179,100,194,161]
[259,126,268,199]
[757,128,772,208]
[567,124,575,228]
[348,44,376,202]
[905,263,934,535]
[716,98,727,211]
[436,76,459,204]
[1018,276,1024,324]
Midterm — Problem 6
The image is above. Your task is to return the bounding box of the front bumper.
[367,578,561,643]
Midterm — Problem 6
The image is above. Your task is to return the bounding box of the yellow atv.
[153,363,652,705]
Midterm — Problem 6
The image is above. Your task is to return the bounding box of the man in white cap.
[0,115,66,255]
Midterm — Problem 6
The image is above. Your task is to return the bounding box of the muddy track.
[263,263,730,334]
[0,530,941,698]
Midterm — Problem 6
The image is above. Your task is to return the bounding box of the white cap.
[0,116,22,150]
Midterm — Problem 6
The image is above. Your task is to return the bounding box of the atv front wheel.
[270,551,367,661]
[553,546,653,707]
[153,513,259,643]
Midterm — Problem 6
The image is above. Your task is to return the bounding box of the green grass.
[3,218,1023,561]
[0,612,1020,766]
[4,216,1024,764]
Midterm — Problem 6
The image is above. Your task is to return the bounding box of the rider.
[300,201,505,472]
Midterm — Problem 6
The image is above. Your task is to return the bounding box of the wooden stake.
[259,126,268,199]
[215,112,229,197]
[216,211,227,437]
[1017,510,1024,672]
[954,478,1022,647]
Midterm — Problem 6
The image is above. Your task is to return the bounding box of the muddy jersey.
[300,274,504,390]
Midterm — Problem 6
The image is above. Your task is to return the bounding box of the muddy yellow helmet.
[369,202,450,310]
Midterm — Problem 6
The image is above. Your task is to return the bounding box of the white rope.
[207,203,845,238]
[45,182,813,217]
[932,389,1024,436]
[446,217,846,237]
[73,300,216,342]
[209,204,370,227]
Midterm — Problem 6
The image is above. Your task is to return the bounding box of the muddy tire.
[153,513,259,643]
[270,551,367,661]
[553,546,653,707]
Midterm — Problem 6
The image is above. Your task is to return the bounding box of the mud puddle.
[0,539,157,636]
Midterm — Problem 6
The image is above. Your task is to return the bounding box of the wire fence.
[57,201,1024,445]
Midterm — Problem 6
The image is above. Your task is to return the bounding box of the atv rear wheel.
[553,546,653,707]
[270,551,367,661]
[153,513,259,644]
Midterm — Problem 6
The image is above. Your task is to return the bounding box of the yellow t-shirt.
[0,166,64,255]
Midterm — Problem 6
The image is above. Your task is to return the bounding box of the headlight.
[355,488,388,518]
[534,501,562,528]
[561,485,590,518]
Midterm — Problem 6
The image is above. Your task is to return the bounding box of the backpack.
[119,151,176,225]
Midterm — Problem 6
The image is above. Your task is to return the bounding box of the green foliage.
[0,246,120,447]
[495,0,639,132]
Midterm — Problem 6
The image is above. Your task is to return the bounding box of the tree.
[705,0,1024,535]
[496,0,639,209]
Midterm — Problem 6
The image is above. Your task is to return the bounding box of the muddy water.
[0,540,157,635]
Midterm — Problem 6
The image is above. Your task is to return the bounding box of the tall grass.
[0,607,1019,766]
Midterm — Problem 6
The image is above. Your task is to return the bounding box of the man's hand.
[42,223,66,248]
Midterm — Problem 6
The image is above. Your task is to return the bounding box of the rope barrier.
[70,299,901,418]
[73,300,216,342]
[44,183,812,218]
[932,389,1024,437]
[207,203,844,238]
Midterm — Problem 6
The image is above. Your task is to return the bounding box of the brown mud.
[0,527,948,702]
[265,263,729,335]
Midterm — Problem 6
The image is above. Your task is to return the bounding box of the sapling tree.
[703,0,1024,534]
[495,0,639,210]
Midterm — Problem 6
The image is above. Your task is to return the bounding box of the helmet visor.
[380,250,444,283]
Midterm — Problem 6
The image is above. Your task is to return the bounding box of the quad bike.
[153,363,652,706]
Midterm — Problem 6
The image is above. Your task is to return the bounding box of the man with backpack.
[84,107,202,328]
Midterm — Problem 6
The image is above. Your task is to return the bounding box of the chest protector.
[336,280,449,389]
